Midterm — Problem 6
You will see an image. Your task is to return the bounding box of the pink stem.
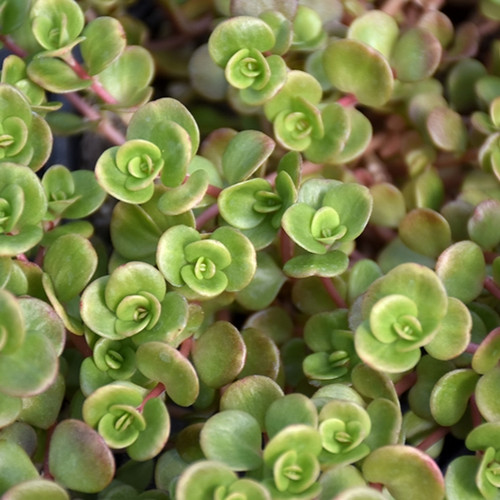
[179,337,193,358]
[465,343,479,354]
[137,383,166,412]
[320,277,347,309]
[337,94,358,107]
[68,331,93,357]
[416,426,449,452]
[196,203,220,230]
[0,35,28,57]
[280,228,294,264]
[64,92,126,145]
[484,277,500,301]
[64,54,118,105]
[470,395,483,428]
[395,371,417,396]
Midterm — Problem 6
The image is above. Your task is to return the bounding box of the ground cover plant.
[1,0,500,498]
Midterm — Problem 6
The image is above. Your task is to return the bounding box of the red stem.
[280,228,294,264]
[0,35,28,58]
[64,54,119,105]
[320,277,347,309]
[337,94,358,107]
[465,342,479,354]
[484,277,500,301]
[470,395,483,428]
[64,92,126,145]
[416,426,449,452]
[68,331,93,357]
[394,371,417,396]
[196,203,220,230]
[137,383,165,412]
[179,337,193,358]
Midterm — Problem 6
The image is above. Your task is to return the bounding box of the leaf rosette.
[96,139,164,204]
[317,399,372,466]
[282,179,372,255]
[157,225,256,299]
[81,261,187,342]
[218,171,297,249]
[82,381,170,460]
[0,162,47,256]
[354,263,469,373]
[262,425,322,499]
[0,84,52,171]
[208,14,288,105]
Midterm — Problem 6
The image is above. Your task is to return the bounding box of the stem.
[416,426,449,452]
[395,371,417,396]
[137,383,165,412]
[196,203,220,230]
[179,337,193,358]
[42,423,56,480]
[0,35,28,58]
[484,276,500,301]
[465,342,479,354]
[337,94,357,107]
[470,395,483,428]
[320,277,347,309]
[280,228,294,264]
[68,331,93,357]
[64,54,119,105]
[64,92,126,145]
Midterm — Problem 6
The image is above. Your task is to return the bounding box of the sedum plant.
[1,0,500,499]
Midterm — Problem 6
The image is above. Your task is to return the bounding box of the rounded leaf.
[362,445,445,500]
[3,479,69,500]
[391,28,442,82]
[323,39,393,107]
[49,419,115,493]
[136,342,199,407]
[200,410,263,470]
[475,366,500,421]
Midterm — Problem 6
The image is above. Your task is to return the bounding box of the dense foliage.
[1,0,500,498]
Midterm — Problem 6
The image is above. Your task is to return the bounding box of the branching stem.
[196,202,220,230]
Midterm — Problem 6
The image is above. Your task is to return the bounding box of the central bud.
[253,190,282,214]
[311,206,347,245]
[127,154,155,178]
[284,112,312,140]
[194,256,217,280]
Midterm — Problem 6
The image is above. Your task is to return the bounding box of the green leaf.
[426,107,467,154]
[3,479,69,500]
[362,445,445,500]
[398,208,452,258]
[468,199,500,250]
[136,342,199,407]
[208,16,276,67]
[49,419,115,493]
[220,375,284,430]
[43,234,98,303]
[347,10,399,59]
[436,241,485,303]
[96,46,154,106]
[0,440,39,496]
[222,130,275,184]
[0,0,31,34]
[81,16,126,75]
[445,456,484,500]
[323,39,393,107]
[284,251,350,278]
[192,321,246,388]
[200,410,263,470]
[391,28,442,82]
[475,366,500,421]
[27,58,92,93]
[236,252,286,309]
[430,369,479,426]
[30,0,84,52]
